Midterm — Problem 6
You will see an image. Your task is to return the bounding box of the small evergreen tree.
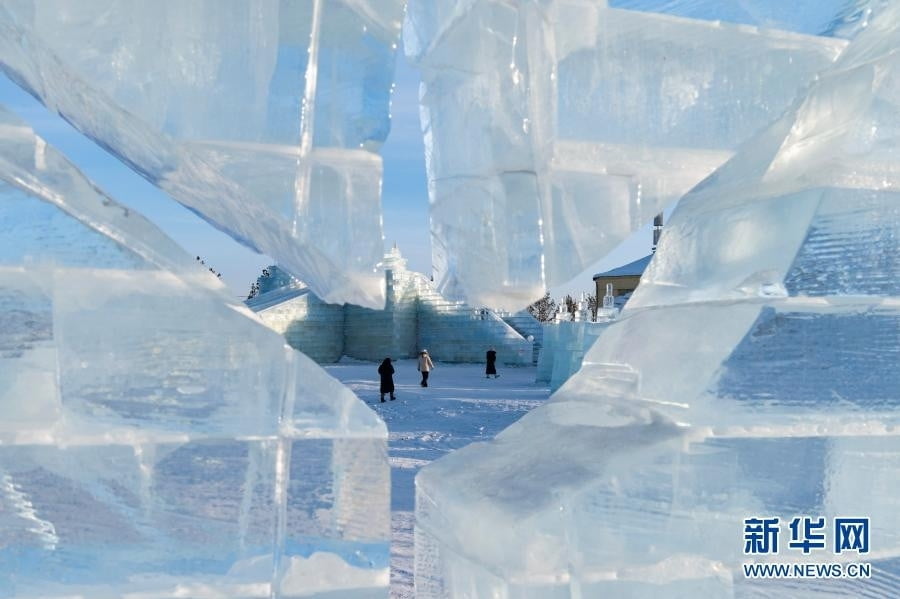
[526,292,557,322]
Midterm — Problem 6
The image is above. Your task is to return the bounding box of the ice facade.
[501,311,544,365]
[0,0,406,309]
[251,286,348,364]
[405,0,848,309]
[250,247,535,365]
[535,320,610,393]
[0,108,389,597]
[414,2,900,598]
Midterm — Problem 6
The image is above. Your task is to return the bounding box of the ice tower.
[0,106,389,596]
[0,0,406,308]
[413,1,900,597]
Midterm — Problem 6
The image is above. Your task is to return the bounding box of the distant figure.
[418,350,434,387]
[378,358,396,402]
[485,347,498,378]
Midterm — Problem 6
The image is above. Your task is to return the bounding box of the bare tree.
[561,294,583,320]
[585,293,598,321]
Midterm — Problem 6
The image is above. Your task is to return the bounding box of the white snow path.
[325,359,551,599]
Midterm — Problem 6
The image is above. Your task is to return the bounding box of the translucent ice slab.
[405,0,846,309]
[0,108,389,597]
[0,0,406,308]
[416,412,900,598]
[414,3,900,596]
[608,0,888,39]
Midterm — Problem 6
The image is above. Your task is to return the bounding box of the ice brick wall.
[413,2,900,597]
[344,249,421,361]
[416,296,533,366]
[0,0,406,308]
[533,321,611,391]
[534,324,558,384]
[405,0,845,310]
[0,107,389,598]
[251,287,346,363]
[502,312,543,364]
[251,247,535,365]
[548,321,609,393]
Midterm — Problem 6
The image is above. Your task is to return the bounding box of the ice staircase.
[413,273,534,366]
[502,311,543,364]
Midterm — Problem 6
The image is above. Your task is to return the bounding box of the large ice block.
[0,0,406,308]
[414,3,900,597]
[0,107,389,597]
[406,0,847,309]
[607,0,888,39]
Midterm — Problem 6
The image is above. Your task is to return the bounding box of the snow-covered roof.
[593,254,653,279]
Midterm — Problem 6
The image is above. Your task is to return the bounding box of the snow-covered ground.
[325,359,551,598]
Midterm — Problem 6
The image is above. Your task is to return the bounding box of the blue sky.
[0,48,652,302]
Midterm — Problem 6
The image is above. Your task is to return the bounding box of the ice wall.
[0,0,406,309]
[405,0,847,309]
[0,107,389,598]
[250,247,535,365]
[250,287,347,363]
[542,321,609,393]
[502,312,543,364]
[344,247,422,361]
[414,3,900,597]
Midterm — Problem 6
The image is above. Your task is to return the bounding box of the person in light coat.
[417,349,434,387]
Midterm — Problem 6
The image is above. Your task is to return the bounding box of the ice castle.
[248,246,536,366]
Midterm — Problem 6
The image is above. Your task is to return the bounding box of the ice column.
[405,0,846,309]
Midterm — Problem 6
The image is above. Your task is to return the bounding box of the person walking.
[417,349,434,387]
[485,347,498,378]
[378,358,396,402]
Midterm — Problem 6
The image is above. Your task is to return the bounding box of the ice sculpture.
[405,0,848,309]
[0,106,389,598]
[0,0,406,309]
[414,3,900,597]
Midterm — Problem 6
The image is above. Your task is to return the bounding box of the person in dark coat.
[486,347,498,378]
[378,358,396,402]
